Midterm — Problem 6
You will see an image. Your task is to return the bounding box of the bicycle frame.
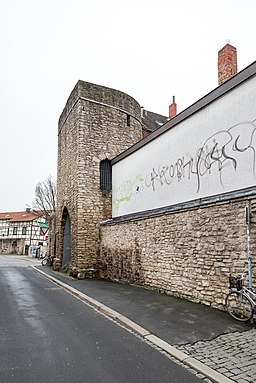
[226,275,256,322]
[242,287,256,308]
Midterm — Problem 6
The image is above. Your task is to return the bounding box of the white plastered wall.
[112,76,256,217]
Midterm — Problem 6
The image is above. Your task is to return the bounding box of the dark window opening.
[13,227,18,235]
[127,114,131,126]
[100,159,112,190]
[22,227,27,235]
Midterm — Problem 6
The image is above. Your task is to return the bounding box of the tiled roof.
[0,211,44,222]
[142,109,169,132]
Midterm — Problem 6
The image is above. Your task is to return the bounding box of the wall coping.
[100,186,255,226]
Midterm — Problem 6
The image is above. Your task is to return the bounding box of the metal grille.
[100,159,112,190]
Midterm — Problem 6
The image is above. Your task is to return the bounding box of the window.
[100,159,112,190]
[22,227,27,235]
[13,227,18,235]
[7,228,9,236]
[126,114,131,126]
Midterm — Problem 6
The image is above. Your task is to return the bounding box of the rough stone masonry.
[56,73,255,312]
[56,80,142,271]
[100,198,256,310]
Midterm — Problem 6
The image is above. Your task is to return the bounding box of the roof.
[0,211,45,222]
[112,59,256,165]
[142,109,169,132]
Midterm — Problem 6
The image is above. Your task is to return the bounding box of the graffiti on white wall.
[112,76,256,217]
[113,119,256,217]
[145,121,256,194]
[113,174,144,213]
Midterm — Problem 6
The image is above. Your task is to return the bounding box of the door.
[62,213,71,266]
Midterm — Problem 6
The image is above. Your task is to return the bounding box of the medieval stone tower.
[56,80,142,271]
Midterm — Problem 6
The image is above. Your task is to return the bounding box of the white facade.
[0,211,48,255]
[112,72,256,217]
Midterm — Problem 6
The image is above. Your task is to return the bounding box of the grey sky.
[1,0,256,212]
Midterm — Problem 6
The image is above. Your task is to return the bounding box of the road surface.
[0,255,205,383]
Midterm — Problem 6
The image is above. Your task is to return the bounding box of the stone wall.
[0,238,26,255]
[100,196,256,310]
[56,85,80,267]
[56,81,142,270]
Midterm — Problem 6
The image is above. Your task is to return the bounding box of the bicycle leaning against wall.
[41,252,54,267]
[225,275,256,322]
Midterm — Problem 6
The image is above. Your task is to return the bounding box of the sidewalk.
[33,266,255,383]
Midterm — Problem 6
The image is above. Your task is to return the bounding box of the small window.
[7,228,9,236]
[22,227,27,235]
[100,159,112,190]
[13,227,18,235]
[126,114,131,126]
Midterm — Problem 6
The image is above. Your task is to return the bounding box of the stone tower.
[56,80,142,272]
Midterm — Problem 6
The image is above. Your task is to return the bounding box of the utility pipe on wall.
[245,203,252,290]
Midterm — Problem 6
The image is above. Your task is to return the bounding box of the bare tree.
[33,176,57,256]
[33,176,56,218]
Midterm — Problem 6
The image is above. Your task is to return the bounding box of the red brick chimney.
[169,96,177,119]
[218,43,237,85]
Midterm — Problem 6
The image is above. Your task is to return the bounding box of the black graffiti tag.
[145,121,256,193]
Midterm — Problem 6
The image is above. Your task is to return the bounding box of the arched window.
[100,159,112,190]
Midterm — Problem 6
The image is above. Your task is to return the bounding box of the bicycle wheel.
[41,258,48,266]
[225,291,253,322]
[46,257,52,267]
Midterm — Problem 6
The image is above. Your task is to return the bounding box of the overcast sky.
[1,0,256,212]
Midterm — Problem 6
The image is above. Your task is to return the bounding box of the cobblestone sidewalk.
[176,329,256,383]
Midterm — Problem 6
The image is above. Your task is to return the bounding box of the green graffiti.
[113,175,144,213]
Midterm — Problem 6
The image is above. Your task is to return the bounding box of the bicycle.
[41,253,53,267]
[225,275,256,322]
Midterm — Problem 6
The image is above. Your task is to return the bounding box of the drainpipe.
[245,203,252,290]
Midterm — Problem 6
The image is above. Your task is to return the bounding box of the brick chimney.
[218,43,237,85]
[169,96,177,119]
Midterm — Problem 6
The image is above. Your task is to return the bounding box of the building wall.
[56,83,80,267]
[100,64,256,310]
[112,74,256,217]
[0,238,26,255]
[0,215,48,255]
[55,50,255,311]
[100,196,256,310]
[56,81,143,269]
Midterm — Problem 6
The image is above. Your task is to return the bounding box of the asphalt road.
[0,256,205,383]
